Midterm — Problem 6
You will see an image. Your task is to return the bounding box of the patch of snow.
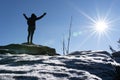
[0,51,119,80]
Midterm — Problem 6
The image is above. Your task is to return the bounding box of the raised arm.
[23,13,28,20]
[36,13,46,20]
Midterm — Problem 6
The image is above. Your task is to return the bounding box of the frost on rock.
[0,50,118,80]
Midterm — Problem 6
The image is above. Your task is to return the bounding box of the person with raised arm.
[23,13,46,44]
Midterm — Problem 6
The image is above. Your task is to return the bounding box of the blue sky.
[0,0,120,54]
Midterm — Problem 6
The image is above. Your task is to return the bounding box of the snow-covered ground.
[0,51,119,80]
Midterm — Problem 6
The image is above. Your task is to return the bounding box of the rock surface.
[0,50,119,80]
[112,51,120,80]
[0,44,57,56]
[112,51,120,64]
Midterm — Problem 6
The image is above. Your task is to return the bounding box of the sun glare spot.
[94,20,108,33]
[79,10,111,35]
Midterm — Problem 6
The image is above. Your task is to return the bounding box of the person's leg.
[30,30,35,44]
[27,30,31,44]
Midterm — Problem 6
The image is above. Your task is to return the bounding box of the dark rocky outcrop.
[0,44,58,56]
[112,51,120,80]
[112,51,120,57]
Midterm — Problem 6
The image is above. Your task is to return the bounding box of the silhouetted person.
[23,13,46,44]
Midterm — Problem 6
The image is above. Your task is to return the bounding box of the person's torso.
[27,18,36,26]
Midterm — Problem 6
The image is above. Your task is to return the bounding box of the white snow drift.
[0,51,119,80]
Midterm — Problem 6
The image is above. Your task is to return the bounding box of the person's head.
[31,13,37,19]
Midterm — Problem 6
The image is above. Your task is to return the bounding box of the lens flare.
[94,20,108,33]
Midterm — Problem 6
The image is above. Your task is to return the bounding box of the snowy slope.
[0,51,119,80]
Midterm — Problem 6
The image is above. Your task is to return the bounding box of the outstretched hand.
[23,13,26,16]
[43,13,47,15]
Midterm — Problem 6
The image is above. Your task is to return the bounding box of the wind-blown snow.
[0,51,119,80]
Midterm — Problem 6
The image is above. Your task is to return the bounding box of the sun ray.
[79,30,96,49]
[79,10,96,23]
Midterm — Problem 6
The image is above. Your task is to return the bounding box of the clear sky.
[0,0,120,54]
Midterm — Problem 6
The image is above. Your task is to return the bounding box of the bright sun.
[94,20,108,33]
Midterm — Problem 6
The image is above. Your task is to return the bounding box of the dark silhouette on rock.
[23,13,46,44]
